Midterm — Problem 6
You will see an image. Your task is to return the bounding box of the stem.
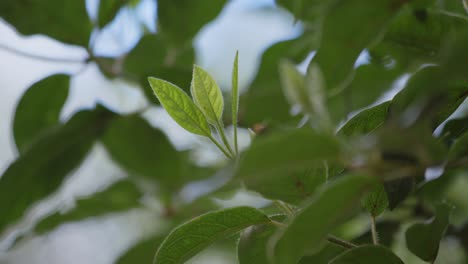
[326,235,358,249]
[208,134,233,159]
[273,200,294,217]
[215,121,235,157]
[0,43,87,63]
[270,220,287,228]
[370,215,379,245]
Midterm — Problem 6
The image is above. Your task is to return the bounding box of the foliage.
[1,0,468,263]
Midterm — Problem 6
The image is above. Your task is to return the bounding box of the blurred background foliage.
[0,0,467,263]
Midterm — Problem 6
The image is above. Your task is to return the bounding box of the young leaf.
[361,183,388,217]
[191,65,224,124]
[329,245,404,264]
[232,51,239,154]
[271,175,375,264]
[154,206,270,264]
[405,202,453,262]
[13,74,70,154]
[148,77,211,136]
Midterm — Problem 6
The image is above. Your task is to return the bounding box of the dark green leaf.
[154,206,270,264]
[384,177,415,210]
[35,179,141,234]
[439,116,468,146]
[362,183,388,217]
[448,132,468,164]
[353,220,400,247]
[0,0,92,46]
[298,244,344,264]
[101,115,183,190]
[242,35,315,126]
[0,107,116,232]
[13,74,70,154]
[309,0,406,94]
[117,235,166,264]
[272,175,375,264]
[148,77,211,137]
[98,0,129,28]
[405,202,452,262]
[236,129,339,203]
[329,245,404,264]
[338,102,390,137]
[157,0,227,45]
[237,215,285,264]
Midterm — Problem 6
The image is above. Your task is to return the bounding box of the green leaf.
[279,60,309,113]
[148,77,211,137]
[309,0,406,94]
[191,65,224,124]
[0,0,92,46]
[157,0,227,45]
[154,206,270,264]
[338,102,390,137]
[439,116,468,146]
[98,0,129,28]
[405,202,453,262]
[13,74,70,154]
[298,244,345,264]
[448,132,468,165]
[101,115,183,190]
[329,245,404,264]
[237,215,285,264]
[361,183,388,217]
[117,235,166,264]
[271,175,375,264]
[0,107,116,232]
[35,179,141,234]
[236,129,339,203]
[231,51,239,154]
[384,177,415,210]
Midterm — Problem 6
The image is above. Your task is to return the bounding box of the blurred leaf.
[0,106,116,233]
[329,245,404,264]
[338,102,390,137]
[272,175,375,264]
[405,202,452,262]
[448,132,468,163]
[231,51,239,153]
[102,115,184,190]
[0,0,92,46]
[154,206,270,263]
[13,74,70,154]
[124,34,194,102]
[191,65,224,124]
[148,77,211,137]
[298,244,344,264]
[309,0,406,94]
[275,0,335,25]
[157,0,227,45]
[236,129,339,203]
[384,177,415,210]
[242,36,315,126]
[117,235,166,264]
[98,0,129,28]
[439,116,468,146]
[237,215,285,264]
[362,183,388,217]
[35,179,141,234]
[353,220,400,247]
[279,60,310,114]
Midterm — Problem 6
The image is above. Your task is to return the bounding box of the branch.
[0,43,87,64]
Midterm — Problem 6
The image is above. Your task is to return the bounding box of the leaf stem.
[270,220,287,228]
[326,235,358,249]
[208,134,234,159]
[370,215,379,245]
[273,200,295,217]
[215,121,235,157]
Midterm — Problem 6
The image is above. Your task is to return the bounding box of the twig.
[327,235,358,249]
[0,43,87,64]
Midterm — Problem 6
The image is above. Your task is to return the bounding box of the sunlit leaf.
[329,245,404,264]
[0,106,116,232]
[271,175,375,263]
[191,65,224,124]
[148,77,211,137]
[13,74,70,154]
[405,202,452,262]
[154,206,270,264]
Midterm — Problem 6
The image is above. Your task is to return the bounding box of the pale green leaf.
[191,65,224,124]
[154,206,270,264]
[232,51,239,154]
[148,77,211,136]
[279,60,309,113]
[329,245,404,264]
[271,175,375,264]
